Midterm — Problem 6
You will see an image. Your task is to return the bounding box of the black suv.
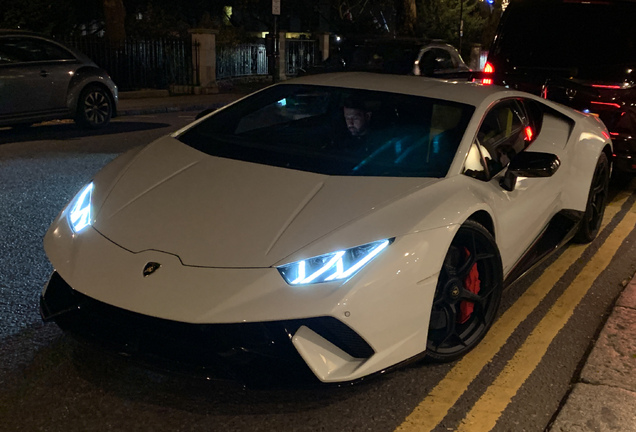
[485,0,636,173]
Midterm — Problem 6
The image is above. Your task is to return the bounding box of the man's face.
[344,107,371,137]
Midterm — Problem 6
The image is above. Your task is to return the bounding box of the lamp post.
[458,0,464,54]
[272,0,280,83]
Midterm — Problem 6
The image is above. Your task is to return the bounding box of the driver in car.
[343,100,372,138]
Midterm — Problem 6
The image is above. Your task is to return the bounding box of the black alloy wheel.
[574,152,610,243]
[426,220,503,362]
[75,85,113,129]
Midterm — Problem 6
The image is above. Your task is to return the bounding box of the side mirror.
[500,151,560,191]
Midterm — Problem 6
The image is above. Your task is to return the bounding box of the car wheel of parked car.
[75,85,113,129]
[426,220,503,362]
[574,152,610,243]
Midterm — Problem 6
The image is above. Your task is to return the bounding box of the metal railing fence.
[59,37,197,91]
[59,36,318,88]
[216,43,269,80]
[286,39,317,76]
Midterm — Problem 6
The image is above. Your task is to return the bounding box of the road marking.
[396,194,631,432]
[457,199,636,431]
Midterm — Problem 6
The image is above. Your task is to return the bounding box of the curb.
[548,276,636,431]
[118,90,171,100]
[118,102,229,117]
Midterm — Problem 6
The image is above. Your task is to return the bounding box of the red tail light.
[481,62,494,85]
[591,84,622,89]
[590,101,621,109]
[524,126,534,142]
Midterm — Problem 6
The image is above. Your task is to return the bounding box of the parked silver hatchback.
[0,30,118,129]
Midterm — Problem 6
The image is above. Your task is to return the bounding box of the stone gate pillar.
[278,31,287,81]
[317,33,330,61]
[189,28,219,94]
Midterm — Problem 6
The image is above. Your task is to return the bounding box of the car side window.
[419,48,454,74]
[0,38,27,63]
[0,37,74,64]
[432,48,454,69]
[476,99,528,174]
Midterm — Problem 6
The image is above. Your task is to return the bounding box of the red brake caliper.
[458,247,480,324]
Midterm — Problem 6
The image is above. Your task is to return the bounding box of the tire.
[426,220,503,362]
[75,85,113,129]
[573,152,610,244]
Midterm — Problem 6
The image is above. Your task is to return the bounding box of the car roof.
[0,30,93,64]
[284,72,509,107]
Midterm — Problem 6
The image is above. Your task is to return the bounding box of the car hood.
[93,137,438,268]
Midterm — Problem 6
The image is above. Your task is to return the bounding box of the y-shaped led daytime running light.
[279,239,392,285]
[292,251,346,284]
[68,182,94,233]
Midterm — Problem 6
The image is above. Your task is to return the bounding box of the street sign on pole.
[272,0,280,83]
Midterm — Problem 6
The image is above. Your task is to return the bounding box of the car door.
[463,98,562,274]
[0,36,77,118]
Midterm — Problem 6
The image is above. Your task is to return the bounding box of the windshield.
[178,84,473,178]
[493,1,636,74]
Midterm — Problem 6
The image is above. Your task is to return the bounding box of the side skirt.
[503,209,583,288]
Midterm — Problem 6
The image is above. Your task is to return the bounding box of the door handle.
[40,70,49,77]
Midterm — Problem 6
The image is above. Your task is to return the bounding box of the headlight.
[277,239,393,285]
[67,182,94,233]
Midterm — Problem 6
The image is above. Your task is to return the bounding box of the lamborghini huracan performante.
[40,73,611,384]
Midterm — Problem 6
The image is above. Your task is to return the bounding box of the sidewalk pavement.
[549,275,636,431]
[116,90,636,432]
[117,90,250,117]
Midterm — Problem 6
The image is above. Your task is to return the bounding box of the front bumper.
[41,271,374,385]
[44,213,444,383]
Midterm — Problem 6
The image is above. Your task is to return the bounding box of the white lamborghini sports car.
[40,73,611,384]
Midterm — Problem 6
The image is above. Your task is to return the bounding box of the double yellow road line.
[397,188,636,432]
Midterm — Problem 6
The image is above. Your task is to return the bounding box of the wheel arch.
[562,131,612,213]
[466,210,495,239]
[68,67,118,117]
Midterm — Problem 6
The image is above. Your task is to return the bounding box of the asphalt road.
[1,113,635,432]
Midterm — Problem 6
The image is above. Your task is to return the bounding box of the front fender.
[562,120,612,212]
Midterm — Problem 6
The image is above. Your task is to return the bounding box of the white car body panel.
[42,73,612,383]
[45,212,448,382]
[89,137,439,268]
